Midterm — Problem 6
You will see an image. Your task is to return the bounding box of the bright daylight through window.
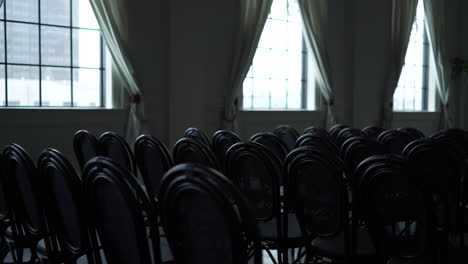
[243,0,315,110]
[393,0,436,112]
[0,0,110,107]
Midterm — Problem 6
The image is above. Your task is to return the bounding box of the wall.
[0,0,466,164]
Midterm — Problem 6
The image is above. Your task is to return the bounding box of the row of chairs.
[0,143,263,263]
[2,124,468,264]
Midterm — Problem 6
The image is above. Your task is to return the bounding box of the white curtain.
[424,0,452,129]
[90,0,146,143]
[0,0,3,7]
[381,0,418,128]
[223,0,273,131]
[298,0,336,129]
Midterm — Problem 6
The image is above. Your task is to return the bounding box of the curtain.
[223,0,273,131]
[0,0,3,7]
[298,0,336,129]
[424,0,452,129]
[90,0,146,143]
[381,0,418,128]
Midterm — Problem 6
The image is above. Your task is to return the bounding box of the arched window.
[243,0,316,110]
[393,0,436,112]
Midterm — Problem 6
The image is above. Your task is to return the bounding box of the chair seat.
[258,214,306,247]
[311,227,375,259]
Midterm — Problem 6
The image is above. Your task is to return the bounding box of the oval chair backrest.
[341,136,387,174]
[285,149,346,238]
[212,130,241,170]
[378,130,414,154]
[3,144,44,238]
[250,132,289,163]
[362,166,430,260]
[296,133,339,156]
[403,139,464,205]
[362,126,386,139]
[0,153,9,222]
[184,127,212,149]
[274,125,300,152]
[225,142,281,222]
[73,130,101,170]
[160,163,261,264]
[83,157,161,264]
[134,135,173,199]
[99,132,137,176]
[173,137,219,170]
[38,148,89,256]
[329,124,350,142]
[398,127,425,140]
[336,128,367,148]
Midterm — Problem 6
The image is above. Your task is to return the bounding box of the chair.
[211,130,240,171]
[173,137,220,170]
[274,125,300,152]
[73,130,101,170]
[378,129,414,154]
[360,161,434,264]
[341,136,386,177]
[159,163,262,264]
[0,153,10,262]
[134,135,173,199]
[398,127,425,140]
[329,124,350,142]
[403,138,465,260]
[285,146,375,264]
[2,144,46,264]
[83,157,162,264]
[296,132,339,156]
[362,126,385,139]
[37,148,95,264]
[225,141,304,264]
[250,132,289,163]
[336,128,367,148]
[99,131,137,176]
[184,127,212,149]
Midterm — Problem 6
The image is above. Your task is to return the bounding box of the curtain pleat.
[90,0,146,143]
[424,0,453,129]
[298,0,336,129]
[381,0,418,128]
[223,0,273,131]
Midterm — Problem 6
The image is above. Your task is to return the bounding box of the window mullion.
[38,0,42,107]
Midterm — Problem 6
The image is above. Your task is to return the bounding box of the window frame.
[0,0,109,108]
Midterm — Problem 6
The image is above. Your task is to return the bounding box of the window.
[393,0,436,112]
[0,0,110,107]
[243,0,315,110]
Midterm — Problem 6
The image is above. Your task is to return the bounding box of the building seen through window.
[0,0,109,107]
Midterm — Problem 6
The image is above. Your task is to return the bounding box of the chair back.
[329,124,349,141]
[83,157,161,264]
[134,135,173,198]
[341,136,386,175]
[185,127,212,149]
[212,130,240,170]
[0,153,9,223]
[285,147,347,239]
[398,127,425,140]
[225,142,281,222]
[361,163,431,261]
[362,126,385,139]
[99,132,137,176]
[296,132,339,156]
[160,163,261,264]
[336,128,366,148]
[250,132,289,162]
[73,130,101,169]
[378,129,414,154]
[173,137,219,170]
[3,144,44,239]
[38,149,91,257]
[274,125,299,152]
